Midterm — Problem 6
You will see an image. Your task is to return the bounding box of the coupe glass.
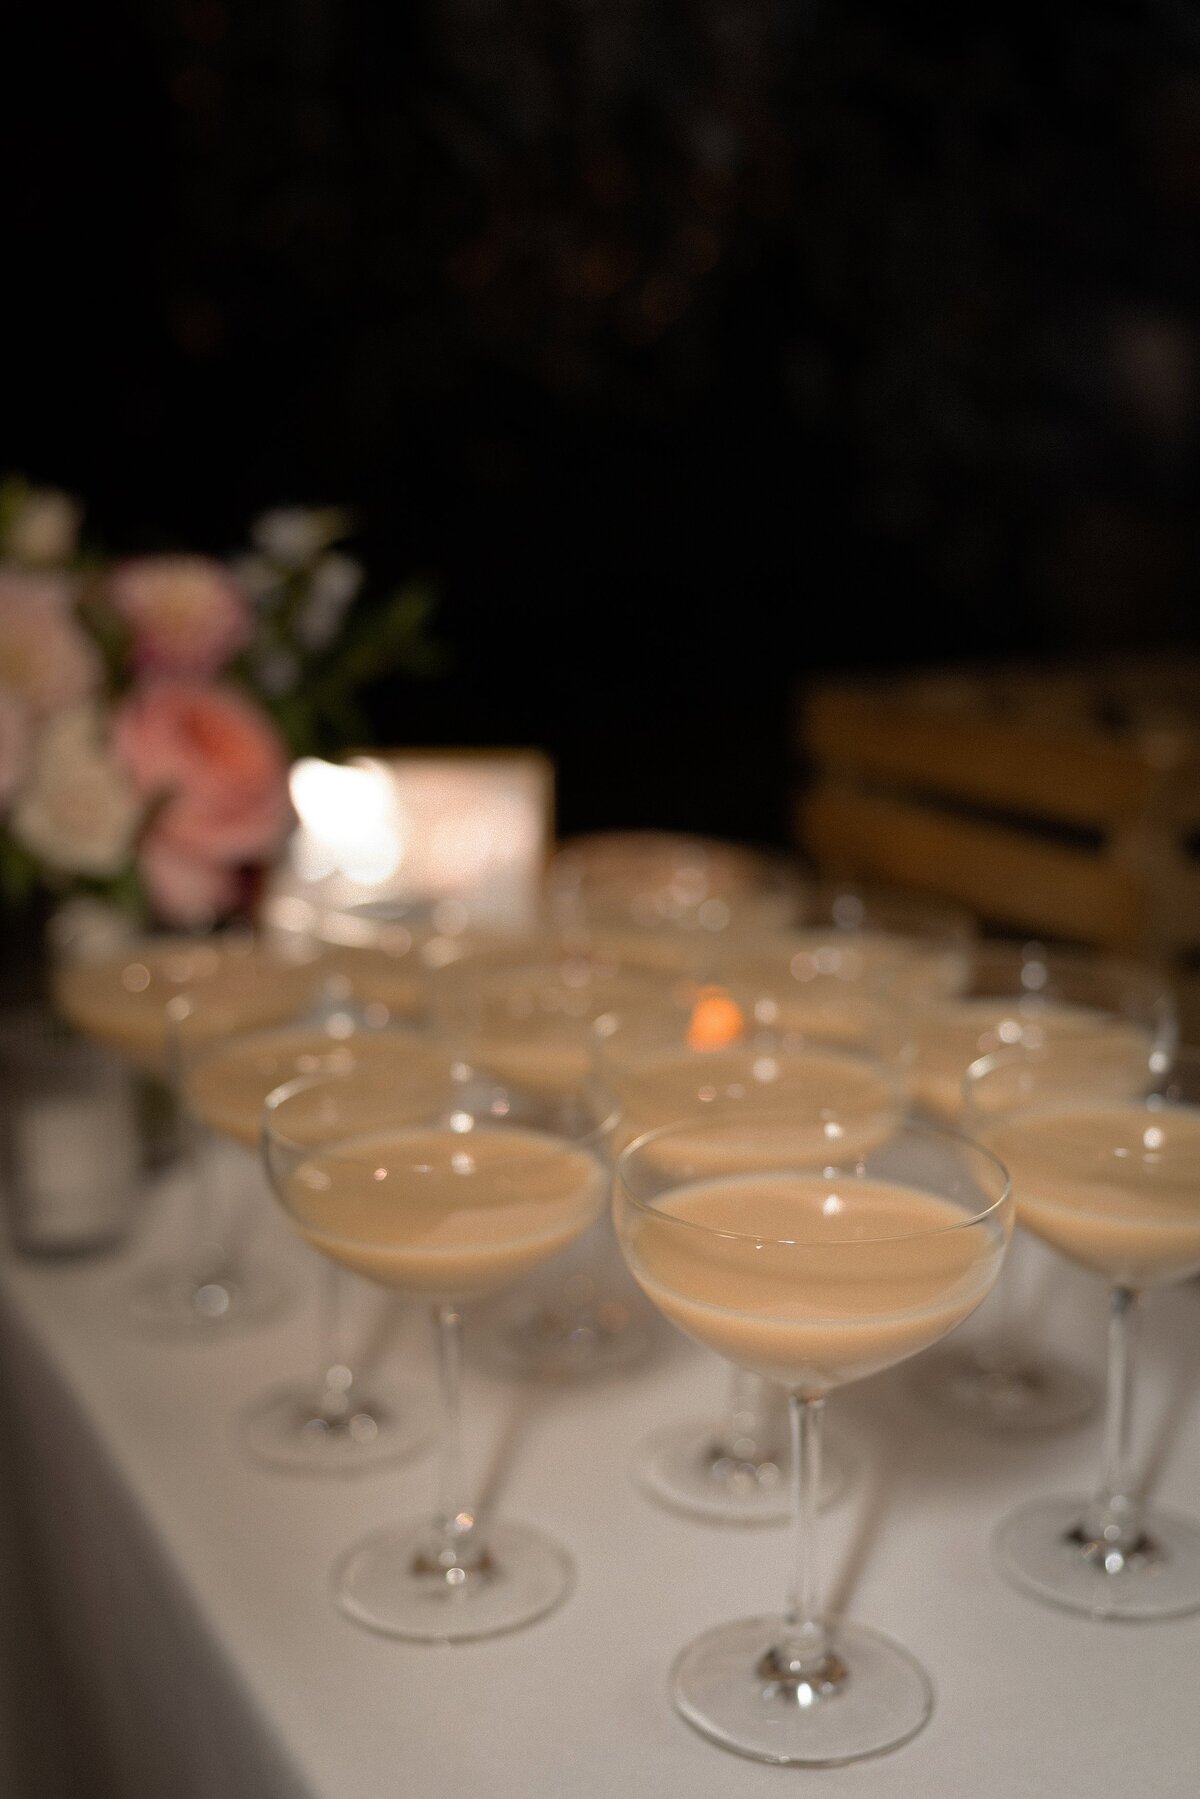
[615,1110,1011,1764]
[264,1064,614,1639]
[889,942,1175,1430]
[54,931,322,1332]
[598,993,906,1524]
[431,948,694,1378]
[308,907,436,1024]
[546,832,806,952]
[982,1045,1200,1619]
[791,882,973,988]
[189,1025,452,1472]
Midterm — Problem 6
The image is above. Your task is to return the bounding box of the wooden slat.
[803,688,1160,829]
[800,783,1146,952]
[1160,750,1200,830]
[1173,971,1200,1047]
[1158,860,1200,954]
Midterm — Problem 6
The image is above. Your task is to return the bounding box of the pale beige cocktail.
[53,934,321,1333]
[909,1000,1155,1123]
[605,1043,901,1163]
[429,949,695,1380]
[286,1124,606,1299]
[187,1026,456,1470]
[614,1110,1010,1766]
[982,1103,1200,1288]
[264,1067,613,1641]
[627,1172,1002,1393]
[597,1016,907,1523]
[886,944,1175,1435]
[981,1046,1200,1621]
[187,1025,452,1149]
[56,936,321,1076]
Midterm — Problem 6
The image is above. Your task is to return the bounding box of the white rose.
[12,706,142,877]
[295,552,362,649]
[251,506,351,570]
[6,489,83,566]
[230,553,282,605]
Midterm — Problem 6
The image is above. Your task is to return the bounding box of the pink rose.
[113,681,291,923]
[0,690,30,810]
[137,839,241,927]
[110,556,252,676]
[0,570,100,715]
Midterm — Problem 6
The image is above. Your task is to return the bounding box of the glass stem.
[168,1007,232,1288]
[422,1302,485,1576]
[981,1231,1025,1364]
[166,1002,226,1285]
[1081,1284,1143,1551]
[773,1394,832,1678]
[312,1263,355,1422]
[715,1370,784,1466]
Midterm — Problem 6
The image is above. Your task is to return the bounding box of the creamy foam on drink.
[622,1173,1002,1395]
[909,1000,1154,1122]
[188,1030,454,1148]
[286,1126,606,1299]
[981,1104,1200,1287]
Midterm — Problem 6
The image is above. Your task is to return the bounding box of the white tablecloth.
[0,1166,1198,1799]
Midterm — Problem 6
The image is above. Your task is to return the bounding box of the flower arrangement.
[0,475,442,926]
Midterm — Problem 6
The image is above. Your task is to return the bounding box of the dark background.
[5,3,1200,844]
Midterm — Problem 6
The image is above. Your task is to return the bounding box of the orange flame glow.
[686,986,744,1051]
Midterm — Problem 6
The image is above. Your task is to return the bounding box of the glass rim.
[549,829,806,879]
[799,880,975,942]
[963,1045,1200,1158]
[185,1016,433,1080]
[449,950,690,995]
[614,1110,1012,1247]
[881,939,1175,1006]
[966,1039,1196,1081]
[961,1038,1177,1124]
[262,1064,621,1160]
[594,1029,908,1109]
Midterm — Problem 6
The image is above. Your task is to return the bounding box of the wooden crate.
[796,661,1200,977]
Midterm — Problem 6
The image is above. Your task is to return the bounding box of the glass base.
[916,1342,1096,1432]
[240,1381,435,1476]
[631,1417,851,1525]
[672,1615,932,1765]
[483,1295,653,1381]
[994,1495,1200,1620]
[127,1262,289,1336]
[333,1517,574,1641]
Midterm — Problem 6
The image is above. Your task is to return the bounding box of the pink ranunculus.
[113,681,291,923]
[0,690,30,810]
[110,555,252,676]
[0,570,100,715]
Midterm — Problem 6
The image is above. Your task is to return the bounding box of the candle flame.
[686,986,744,1051]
